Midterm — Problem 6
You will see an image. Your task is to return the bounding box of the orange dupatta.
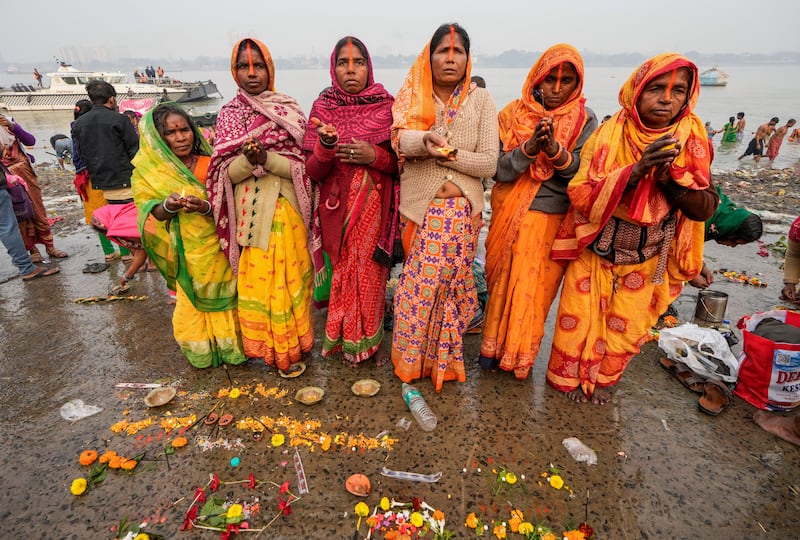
[551,53,711,280]
[485,44,587,284]
[390,30,472,161]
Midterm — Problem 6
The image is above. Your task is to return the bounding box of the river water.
[2,64,799,171]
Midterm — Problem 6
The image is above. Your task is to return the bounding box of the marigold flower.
[433,509,445,521]
[410,512,424,528]
[121,458,138,470]
[229,388,241,399]
[271,433,285,447]
[508,516,521,533]
[562,531,586,540]
[70,478,87,496]
[79,449,98,466]
[171,437,188,448]
[108,456,123,469]
[465,512,479,529]
[549,474,564,489]
[355,501,370,517]
[99,451,117,464]
[505,472,517,485]
[133,534,150,540]
[542,533,556,540]
[493,524,507,539]
[380,497,391,511]
[518,522,534,534]
[226,503,243,519]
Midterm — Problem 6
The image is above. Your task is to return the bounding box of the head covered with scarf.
[486,44,590,283]
[391,23,472,154]
[552,53,711,280]
[207,37,312,274]
[302,36,394,150]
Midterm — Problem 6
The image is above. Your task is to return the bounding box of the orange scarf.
[390,33,472,154]
[486,44,588,283]
[229,37,275,92]
[552,52,711,280]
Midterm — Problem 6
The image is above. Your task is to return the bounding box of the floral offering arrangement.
[359,497,454,539]
[538,465,573,496]
[465,509,594,539]
[487,464,524,496]
[181,472,299,539]
[717,269,767,287]
[112,516,166,540]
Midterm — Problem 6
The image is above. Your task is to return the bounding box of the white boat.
[699,67,729,87]
[0,63,221,111]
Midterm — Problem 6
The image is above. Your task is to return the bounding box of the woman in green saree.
[720,116,738,143]
[132,104,246,368]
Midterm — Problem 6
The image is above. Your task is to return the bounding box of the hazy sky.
[4,0,799,64]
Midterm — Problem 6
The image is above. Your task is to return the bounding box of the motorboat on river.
[699,67,729,87]
[0,64,221,111]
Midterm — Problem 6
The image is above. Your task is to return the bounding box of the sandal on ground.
[278,361,307,379]
[82,263,109,273]
[660,357,707,394]
[22,266,60,281]
[698,379,733,416]
[29,250,44,264]
[104,253,119,262]
[46,247,69,258]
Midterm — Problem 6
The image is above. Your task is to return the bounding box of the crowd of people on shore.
[2,24,799,444]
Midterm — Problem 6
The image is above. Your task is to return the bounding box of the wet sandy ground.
[1,204,799,539]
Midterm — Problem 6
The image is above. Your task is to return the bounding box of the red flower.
[194,487,207,504]
[412,497,421,511]
[278,497,292,516]
[181,505,198,530]
[210,473,221,491]
[579,522,595,539]
[279,481,290,495]
[247,473,257,490]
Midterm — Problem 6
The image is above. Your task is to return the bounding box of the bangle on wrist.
[320,136,338,149]
[519,143,536,160]
[162,200,178,214]
[545,143,563,161]
[200,200,213,216]
[553,151,573,170]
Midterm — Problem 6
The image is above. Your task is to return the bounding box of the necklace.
[183,155,197,170]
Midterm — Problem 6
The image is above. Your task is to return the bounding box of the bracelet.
[544,143,564,161]
[519,143,536,160]
[553,151,574,171]
[320,136,338,149]
[162,200,178,214]
[200,200,213,216]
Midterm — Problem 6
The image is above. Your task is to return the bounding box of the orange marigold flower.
[465,512,479,529]
[493,524,507,539]
[508,516,521,533]
[433,510,445,521]
[79,450,98,466]
[171,437,188,448]
[108,456,123,469]
[563,531,586,540]
[99,451,117,464]
[121,458,138,470]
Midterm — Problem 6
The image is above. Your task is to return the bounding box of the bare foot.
[590,387,613,405]
[753,411,800,447]
[566,388,589,403]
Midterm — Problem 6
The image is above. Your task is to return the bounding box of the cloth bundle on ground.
[735,310,800,411]
[658,323,739,383]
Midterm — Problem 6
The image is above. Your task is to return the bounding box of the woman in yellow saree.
[547,53,719,404]
[133,104,245,368]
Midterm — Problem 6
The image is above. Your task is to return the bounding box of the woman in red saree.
[207,38,314,374]
[547,53,719,404]
[479,44,597,379]
[303,36,399,365]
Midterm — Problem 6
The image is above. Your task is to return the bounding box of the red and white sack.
[735,310,800,411]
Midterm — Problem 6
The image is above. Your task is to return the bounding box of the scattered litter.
[293,448,309,494]
[616,451,628,459]
[115,382,163,389]
[396,417,412,431]
[661,419,670,431]
[380,467,442,483]
[196,437,245,452]
[562,437,598,465]
[60,399,103,421]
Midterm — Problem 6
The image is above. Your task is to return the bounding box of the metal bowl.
[351,379,381,397]
[295,386,324,405]
[144,386,176,407]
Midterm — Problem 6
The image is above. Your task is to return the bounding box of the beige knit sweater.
[396,87,498,225]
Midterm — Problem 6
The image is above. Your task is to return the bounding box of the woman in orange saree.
[479,44,597,379]
[547,53,719,404]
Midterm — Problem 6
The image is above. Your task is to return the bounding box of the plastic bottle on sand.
[402,383,437,432]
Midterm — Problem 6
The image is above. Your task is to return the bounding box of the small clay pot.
[345,473,371,497]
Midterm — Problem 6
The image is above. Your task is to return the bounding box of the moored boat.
[699,67,729,87]
[0,63,221,111]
